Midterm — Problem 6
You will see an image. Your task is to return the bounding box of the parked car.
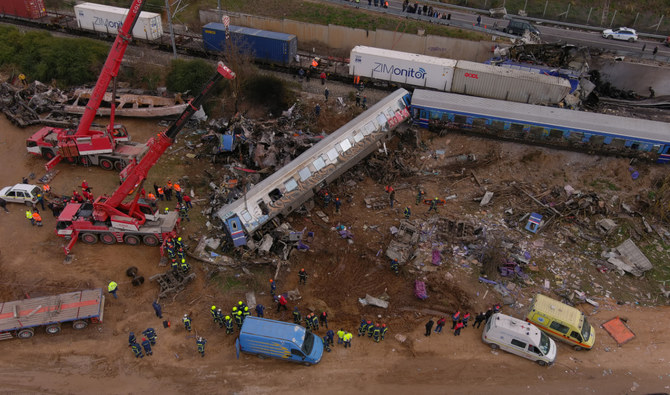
[0,184,42,205]
[482,313,557,366]
[502,19,541,37]
[602,27,638,42]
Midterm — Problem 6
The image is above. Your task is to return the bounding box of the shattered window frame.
[240,211,252,222]
[299,167,312,181]
[340,139,352,152]
[376,113,388,130]
[313,157,326,171]
[326,148,339,162]
[284,178,298,192]
[353,132,364,143]
[363,122,375,136]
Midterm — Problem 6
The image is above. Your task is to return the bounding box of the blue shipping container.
[202,22,297,65]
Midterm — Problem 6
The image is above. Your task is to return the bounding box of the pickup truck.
[235,316,324,365]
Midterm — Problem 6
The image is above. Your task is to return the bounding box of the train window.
[269,188,282,202]
[340,139,352,152]
[472,118,487,127]
[376,113,388,129]
[490,120,506,131]
[385,108,395,119]
[326,148,339,161]
[529,126,544,138]
[353,132,364,143]
[313,157,325,171]
[568,132,583,141]
[240,211,252,222]
[629,142,640,150]
[257,200,269,215]
[611,138,625,147]
[454,114,467,125]
[549,129,563,140]
[653,144,662,153]
[284,178,298,192]
[509,123,524,132]
[299,167,311,181]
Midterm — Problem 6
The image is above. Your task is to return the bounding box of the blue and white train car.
[410,89,670,163]
[216,88,412,247]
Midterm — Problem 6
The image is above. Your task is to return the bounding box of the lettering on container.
[372,63,427,80]
[464,73,479,79]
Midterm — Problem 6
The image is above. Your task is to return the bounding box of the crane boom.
[75,0,145,138]
[92,62,236,223]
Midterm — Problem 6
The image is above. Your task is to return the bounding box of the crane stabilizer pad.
[601,316,636,345]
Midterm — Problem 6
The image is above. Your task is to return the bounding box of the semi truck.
[235,317,324,365]
[0,289,105,340]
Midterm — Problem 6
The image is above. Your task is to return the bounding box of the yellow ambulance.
[526,294,595,350]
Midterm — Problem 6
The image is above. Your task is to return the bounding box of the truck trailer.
[74,2,163,40]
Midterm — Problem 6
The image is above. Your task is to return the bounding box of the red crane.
[57,62,236,255]
[26,0,147,172]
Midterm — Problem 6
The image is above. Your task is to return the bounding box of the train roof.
[351,46,458,67]
[203,22,297,41]
[411,89,670,144]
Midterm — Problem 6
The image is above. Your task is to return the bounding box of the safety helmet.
[301,268,305,271]
[182,259,186,263]
[225,315,230,320]
[238,301,243,306]
[178,237,182,241]
[434,197,438,200]
[217,308,222,312]
[367,320,372,324]
[244,307,249,311]
[269,279,274,283]
[382,324,386,328]
[198,337,202,341]
[143,338,147,341]
[232,307,238,312]
[184,314,188,318]
[211,305,216,310]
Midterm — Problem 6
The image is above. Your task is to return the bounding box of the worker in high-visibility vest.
[25,210,34,226]
[32,211,42,227]
[108,281,118,299]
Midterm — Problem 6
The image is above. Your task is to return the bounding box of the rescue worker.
[130,342,144,358]
[269,279,276,297]
[334,197,341,213]
[176,245,185,261]
[372,324,382,343]
[305,313,313,331]
[451,311,461,329]
[454,319,464,336]
[175,237,185,251]
[293,307,302,324]
[183,314,192,332]
[224,315,234,334]
[234,310,243,329]
[323,192,331,208]
[320,311,328,328]
[36,193,45,210]
[141,338,153,356]
[416,188,424,205]
[474,312,486,328]
[174,183,182,203]
[323,335,331,352]
[32,210,42,227]
[389,189,395,208]
[390,259,399,276]
[242,306,250,320]
[215,309,224,328]
[493,303,502,314]
[210,306,218,323]
[299,268,307,285]
[142,328,157,345]
[183,194,192,209]
[165,181,173,201]
[196,336,207,357]
[157,187,165,200]
[462,312,471,327]
[380,324,388,341]
[81,180,91,192]
[147,192,157,208]
[326,329,335,346]
[367,321,375,338]
[43,183,51,196]
[178,204,190,221]
[128,331,137,346]
[180,259,190,273]
[343,332,353,348]
[165,236,175,250]
[25,210,34,226]
[231,306,238,318]
[337,328,345,345]
[358,319,368,337]
[311,313,319,331]
[428,197,439,213]
[255,304,265,318]
[171,258,179,272]
[108,281,118,299]
[404,206,411,219]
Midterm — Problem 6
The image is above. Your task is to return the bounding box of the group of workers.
[128,328,158,358]
[357,319,389,343]
[164,236,190,273]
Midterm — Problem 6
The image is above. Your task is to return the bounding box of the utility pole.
[165,0,177,59]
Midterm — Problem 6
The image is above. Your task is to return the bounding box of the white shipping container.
[349,46,455,91]
[74,2,163,41]
[452,60,572,104]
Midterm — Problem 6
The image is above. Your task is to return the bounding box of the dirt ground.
[1,76,670,394]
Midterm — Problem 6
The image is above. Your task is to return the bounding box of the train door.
[225,216,247,247]
[658,145,670,164]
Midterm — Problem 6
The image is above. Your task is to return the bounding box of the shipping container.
[349,46,456,91]
[1,0,46,19]
[202,22,297,66]
[74,2,163,41]
[452,60,571,104]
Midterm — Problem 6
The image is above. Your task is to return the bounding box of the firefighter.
[130,342,144,358]
[170,258,179,272]
[372,324,382,343]
[182,314,192,332]
[176,245,185,261]
[165,236,175,250]
[224,315,234,334]
[416,189,424,205]
[323,335,331,352]
[210,305,218,323]
[180,259,190,273]
[178,204,190,221]
[404,206,411,219]
[242,306,250,320]
[323,192,331,208]
[298,268,307,285]
[320,311,328,328]
[428,197,439,213]
[358,319,368,337]
[334,197,341,213]
[367,321,375,338]
[293,307,302,324]
[231,306,238,318]
[234,310,243,329]
[311,313,320,331]
[381,324,388,341]
[142,328,157,345]
[174,237,184,251]
[128,331,137,346]
[390,259,399,275]
[216,309,224,327]
[141,338,153,356]
[269,279,276,297]
[196,337,207,357]
[255,304,265,318]
[305,313,313,331]
[325,329,335,347]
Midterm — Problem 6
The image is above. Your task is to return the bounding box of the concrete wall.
[200,9,494,62]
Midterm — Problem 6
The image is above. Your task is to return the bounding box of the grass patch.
[589,178,619,191]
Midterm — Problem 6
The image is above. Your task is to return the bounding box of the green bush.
[166,58,216,94]
[242,74,294,116]
[0,25,108,86]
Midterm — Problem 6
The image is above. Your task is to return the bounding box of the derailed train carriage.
[215,88,412,247]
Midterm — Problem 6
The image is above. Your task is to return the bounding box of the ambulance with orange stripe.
[526,294,595,351]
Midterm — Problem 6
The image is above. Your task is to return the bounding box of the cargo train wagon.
[216,88,412,246]
[203,22,297,66]
[1,0,46,19]
[349,46,572,105]
[74,2,163,41]
[410,89,670,163]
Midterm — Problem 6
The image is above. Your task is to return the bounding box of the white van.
[482,313,557,366]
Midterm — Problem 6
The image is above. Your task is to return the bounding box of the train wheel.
[100,233,117,245]
[73,320,88,330]
[114,160,125,171]
[80,233,98,244]
[126,266,138,278]
[18,328,34,339]
[124,235,140,245]
[142,234,160,246]
[46,324,61,334]
[42,150,55,160]
[131,276,145,286]
[99,159,113,170]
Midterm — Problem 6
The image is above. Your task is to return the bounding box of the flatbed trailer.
[0,289,105,340]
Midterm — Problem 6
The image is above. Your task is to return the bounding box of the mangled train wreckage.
[215,88,412,247]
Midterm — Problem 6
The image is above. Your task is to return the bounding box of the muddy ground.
[1,76,670,394]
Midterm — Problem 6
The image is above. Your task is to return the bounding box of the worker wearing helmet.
[234,310,244,329]
[196,336,207,358]
[182,314,192,332]
[224,315,234,334]
[428,197,439,213]
[372,324,382,343]
[175,237,184,251]
[298,268,307,285]
[269,278,276,296]
[381,324,388,341]
[210,305,218,321]
[242,306,250,320]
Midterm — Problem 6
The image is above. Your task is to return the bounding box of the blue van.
[235,317,324,365]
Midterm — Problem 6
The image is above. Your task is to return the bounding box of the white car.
[602,27,638,42]
[0,184,42,205]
